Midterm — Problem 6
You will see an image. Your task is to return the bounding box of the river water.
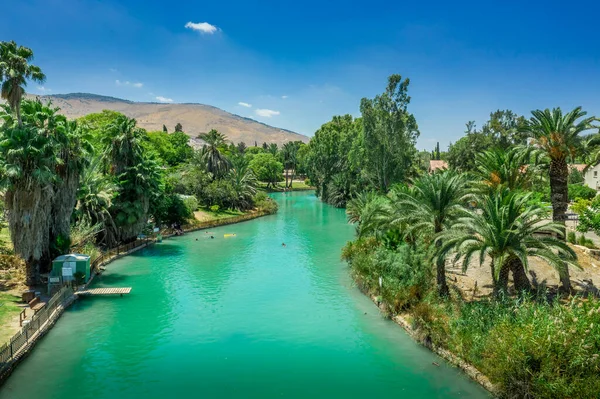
[0,192,489,398]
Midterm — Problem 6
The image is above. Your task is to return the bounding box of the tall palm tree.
[282,141,299,188]
[50,119,93,257]
[0,41,46,126]
[439,190,578,297]
[268,143,279,156]
[0,102,58,285]
[198,129,231,179]
[521,107,597,292]
[385,171,469,296]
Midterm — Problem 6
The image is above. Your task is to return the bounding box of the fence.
[0,285,74,376]
[90,237,152,274]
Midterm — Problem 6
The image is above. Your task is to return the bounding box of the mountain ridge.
[28,93,309,145]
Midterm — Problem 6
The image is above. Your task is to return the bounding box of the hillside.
[29,93,309,145]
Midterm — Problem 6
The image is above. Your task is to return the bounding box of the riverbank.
[349,263,600,399]
[356,282,496,395]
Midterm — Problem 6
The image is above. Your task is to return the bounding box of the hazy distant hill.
[29,93,309,145]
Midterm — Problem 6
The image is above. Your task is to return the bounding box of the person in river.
[210,236,215,239]
[282,242,286,247]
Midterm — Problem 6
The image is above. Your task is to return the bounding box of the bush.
[567,231,577,244]
[343,239,432,313]
[179,195,199,213]
[254,192,278,214]
[568,184,596,201]
[201,180,237,210]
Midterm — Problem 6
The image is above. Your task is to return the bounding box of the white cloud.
[37,86,51,93]
[109,68,118,73]
[255,109,280,118]
[156,96,173,103]
[116,80,143,88]
[281,95,288,99]
[238,102,252,108]
[185,21,218,34]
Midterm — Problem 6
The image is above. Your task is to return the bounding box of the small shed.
[52,254,91,283]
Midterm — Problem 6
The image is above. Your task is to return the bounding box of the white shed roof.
[54,253,91,262]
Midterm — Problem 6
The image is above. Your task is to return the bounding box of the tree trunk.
[508,256,531,293]
[6,184,54,286]
[285,168,289,189]
[549,157,571,292]
[436,258,449,297]
[494,261,510,298]
[49,170,79,265]
[16,105,23,127]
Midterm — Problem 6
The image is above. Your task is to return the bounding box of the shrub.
[201,180,237,210]
[179,195,199,213]
[567,231,577,244]
[254,192,278,214]
[568,184,596,201]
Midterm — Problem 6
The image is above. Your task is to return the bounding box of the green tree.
[385,171,469,296]
[359,74,419,191]
[197,129,231,179]
[237,141,247,154]
[76,157,117,246]
[0,41,46,126]
[249,153,283,188]
[174,123,183,132]
[282,141,300,188]
[440,190,577,296]
[447,122,493,172]
[50,118,93,258]
[163,124,168,133]
[229,156,257,210]
[520,107,597,292]
[0,101,59,284]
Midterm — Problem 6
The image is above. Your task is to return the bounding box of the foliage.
[359,74,419,192]
[254,191,278,214]
[576,196,600,236]
[569,167,585,184]
[568,184,596,201]
[153,193,193,227]
[249,153,283,188]
[0,40,46,126]
[344,239,432,313]
[198,129,231,179]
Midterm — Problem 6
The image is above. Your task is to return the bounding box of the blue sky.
[3,0,600,149]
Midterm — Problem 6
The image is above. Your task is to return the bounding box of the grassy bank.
[344,240,600,399]
[0,293,21,344]
[258,181,314,192]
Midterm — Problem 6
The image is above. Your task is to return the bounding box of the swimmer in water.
[195,238,198,241]
[211,236,215,239]
[282,242,286,247]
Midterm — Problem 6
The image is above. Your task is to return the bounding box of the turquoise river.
[0,192,489,398]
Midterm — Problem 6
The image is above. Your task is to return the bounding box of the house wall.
[584,165,600,190]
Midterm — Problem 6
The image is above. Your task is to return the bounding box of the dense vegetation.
[305,73,600,396]
[0,41,295,285]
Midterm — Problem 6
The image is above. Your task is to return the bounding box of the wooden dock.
[75,287,132,296]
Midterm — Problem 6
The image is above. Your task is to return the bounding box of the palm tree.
[198,129,231,179]
[0,41,46,126]
[50,119,93,257]
[102,115,145,175]
[473,146,540,192]
[385,171,469,296]
[229,156,257,211]
[521,107,597,292]
[473,146,544,291]
[282,142,299,188]
[268,143,279,156]
[440,190,578,297]
[0,102,58,284]
[76,157,117,247]
[237,141,247,154]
